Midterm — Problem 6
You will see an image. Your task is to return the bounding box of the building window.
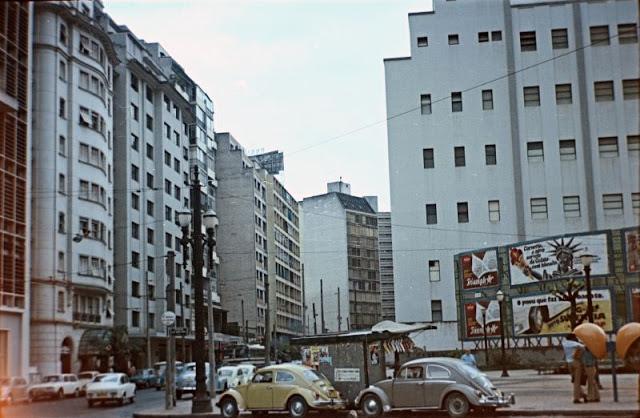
[555,84,572,104]
[530,197,548,220]
[491,31,502,41]
[603,194,623,215]
[417,36,428,47]
[132,252,140,269]
[146,114,153,131]
[146,85,153,103]
[425,204,437,225]
[147,228,154,245]
[165,206,172,221]
[598,137,619,157]
[131,74,139,92]
[165,233,172,248]
[131,193,139,210]
[57,291,65,313]
[131,103,139,121]
[623,79,640,100]
[632,193,640,215]
[420,94,432,115]
[423,148,434,169]
[454,146,465,167]
[563,196,581,218]
[59,60,67,81]
[58,212,65,233]
[520,31,537,51]
[451,92,463,112]
[551,28,569,49]
[164,123,171,139]
[428,260,440,282]
[590,25,610,45]
[59,97,66,118]
[57,251,65,273]
[131,281,140,298]
[165,179,172,194]
[618,23,638,44]
[132,311,140,327]
[482,89,493,110]
[148,313,155,329]
[478,32,489,43]
[431,300,443,321]
[164,151,171,166]
[131,164,139,182]
[448,34,459,45]
[594,80,614,102]
[58,173,66,194]
[58,135,66,156]
[131,133,139,150]
[523,86,540,106]
[146,143,154,160]
[132,222,139,239]
[485,144,497,165]
[628,135,640,153]
[488,200,500,222]
[147,200,154,217]
[527,141,544,162]
[457,202,469,223]
[559,139,576,160]
[59,23,67,45]
[147,256,155,273]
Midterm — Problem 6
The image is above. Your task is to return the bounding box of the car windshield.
[183,365,195,372]
[78,373,94,379]
[93,375,120,383]
[218,369,234,376]
[43,376,61,382]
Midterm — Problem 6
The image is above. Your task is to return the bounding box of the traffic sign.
[170,327,188,336]
[161,311,176,326]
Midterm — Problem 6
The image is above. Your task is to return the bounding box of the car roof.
[97,373,125,377]
[258,364,311,373]
[402,357,465,369]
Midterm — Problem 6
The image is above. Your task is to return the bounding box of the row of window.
[79,179,107,207]
[520,24,638,52]
[131,252,156,272]
[78,254,108,279]
[424,193,639,225]
[78,142,107,172]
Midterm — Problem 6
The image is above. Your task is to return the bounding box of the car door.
[16,378,28,401]
[63,375,72,394]
[423,364,455,407]
[246,371,274,409]
[236,368,244,385]
[271,371,296,409]
[391,365,426,408]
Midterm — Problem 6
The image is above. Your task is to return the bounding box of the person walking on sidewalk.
[461,348,478,369]
[562,333,587,403]
[583,347,600,402]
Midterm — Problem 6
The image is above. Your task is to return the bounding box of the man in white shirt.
[562,333,586,403]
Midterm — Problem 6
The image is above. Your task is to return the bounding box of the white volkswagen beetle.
[85,373,136,407]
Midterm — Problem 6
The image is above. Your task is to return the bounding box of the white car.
[217,366,244,388]
[77,371,100,395]
[86,373,136,407]
[236,364,256,385]
[29,374,80,400]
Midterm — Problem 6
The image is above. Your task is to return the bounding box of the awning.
[290,321,437,346]
[78,328,112,356]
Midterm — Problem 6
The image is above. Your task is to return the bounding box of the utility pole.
[336,287,342,331]
[180,282,186,361]
[165,252,176,410]
[241,298,246,343]
[145,269,151,368]
[320,279,326,333]
[312,303,318,335]
[207,275,216,399]
[273,323,278,364]
[264,278,271,365]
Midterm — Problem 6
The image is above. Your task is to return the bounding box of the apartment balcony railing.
[73,312,102,323]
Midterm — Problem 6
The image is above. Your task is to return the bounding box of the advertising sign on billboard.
[509,233,609,286]
[629,287,640,322]
[511,289,613,336]
[463,300,502,339]
[460,250,499,290]
[623,229,640,273]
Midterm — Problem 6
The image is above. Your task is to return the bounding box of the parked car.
[130,368,156,388]
[175,362,225,399]
[217,366,244,388]
[237,364,256,384]
[153,361,183,390]
[86,373,136,407]
[0,376,30,405]
[28,374,80,400]
[354,358,515,417]
[217,364,345,418]
[77,371,100,395]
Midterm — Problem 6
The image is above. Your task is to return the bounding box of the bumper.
[311,398,347,410]
[30,389,57,398]
[87,392,122,401]
[478,393,515,407]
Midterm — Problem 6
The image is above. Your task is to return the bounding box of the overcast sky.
[107,0,434,211]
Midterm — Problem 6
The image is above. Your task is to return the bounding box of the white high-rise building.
[385,0,639,349]
[31,0,117,374]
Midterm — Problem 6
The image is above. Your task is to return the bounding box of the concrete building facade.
[385,0,639,349]
[31,0,117,374]
[0,0,32,379]
[301,182,382,332]
[377,212,396,321]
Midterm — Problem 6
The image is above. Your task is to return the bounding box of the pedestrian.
[562,333,587,403]
[460,348,478,368]
[583,347,600,402]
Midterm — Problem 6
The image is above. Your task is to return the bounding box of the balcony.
[73,312,102,324]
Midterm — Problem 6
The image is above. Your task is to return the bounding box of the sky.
[106,0,434,211]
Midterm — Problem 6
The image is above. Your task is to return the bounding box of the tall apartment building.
[216,132,303,344]
[301,182,382,332]
[385,0,639,349]
[0,1,32,378]
[108,22,199,366]
[377,212,396,321]
[31,0,117,374]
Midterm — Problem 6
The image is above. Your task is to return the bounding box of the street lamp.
[580,253,594,323]
[479,305,489,367]
[496,290,509,377]
[203,209,218,403]
[178,166,216,414]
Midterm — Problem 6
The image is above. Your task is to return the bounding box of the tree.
[551,278,587,329]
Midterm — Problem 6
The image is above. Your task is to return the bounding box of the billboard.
[511,289,613,337]
[509,233,610,286]
[463,300,502,339]
[623,229,640,273]
[460,249,499,290]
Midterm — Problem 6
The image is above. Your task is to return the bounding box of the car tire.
[58,389,64,400]
[445,392,470,418]
[176,390,182,400]
[118,394,125,406]
[361,393,382,417]
[74,389,79,398]
[220,396,239,418]
[287,395,308,418]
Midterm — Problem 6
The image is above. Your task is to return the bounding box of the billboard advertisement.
[463,300,502,339]
[460,249,499,290]
[623,229,640,273]
[509,233,610,286]
[511,289,613,337]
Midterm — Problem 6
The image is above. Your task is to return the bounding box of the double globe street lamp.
[177,165,218,414]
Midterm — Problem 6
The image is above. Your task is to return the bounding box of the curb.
[133,413,220,418]
[497,410,640,417]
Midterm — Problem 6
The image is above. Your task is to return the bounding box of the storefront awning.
[78,328,112,356]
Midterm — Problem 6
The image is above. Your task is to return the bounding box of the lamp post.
[580,254,594,323]
[496,290,509,377]
[203,209,218,405]
[177,166,218,414]
[480,305,489,366]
